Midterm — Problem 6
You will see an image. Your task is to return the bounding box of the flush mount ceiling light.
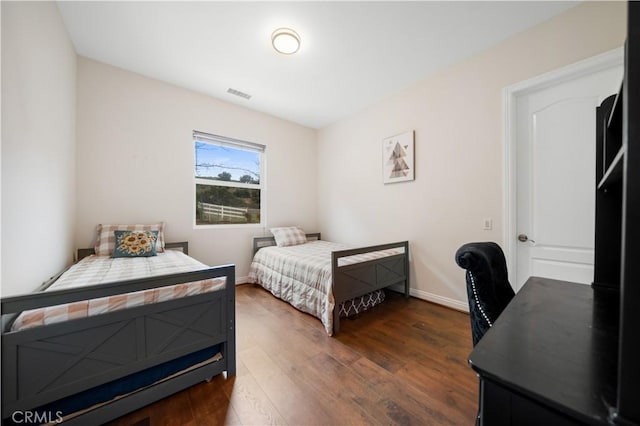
[271,28,300,55]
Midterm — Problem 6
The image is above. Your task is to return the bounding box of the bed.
[1,225,235,425]
[248,229,409,335]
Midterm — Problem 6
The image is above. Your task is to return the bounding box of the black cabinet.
[469,3,639,424]
[594,2,640,423]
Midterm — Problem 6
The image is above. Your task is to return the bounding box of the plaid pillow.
[270,226,307,247]
[94,222,166,256]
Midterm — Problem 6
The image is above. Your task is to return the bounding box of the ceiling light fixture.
[271,28,300,55]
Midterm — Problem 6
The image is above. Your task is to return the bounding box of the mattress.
[10,250,226,331]
[247,240,402,335]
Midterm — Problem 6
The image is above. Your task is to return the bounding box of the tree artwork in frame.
[383,130,414,184]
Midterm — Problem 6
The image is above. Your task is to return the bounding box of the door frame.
[502,47,623,289]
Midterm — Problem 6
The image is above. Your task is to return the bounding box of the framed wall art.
[382,130,414,184]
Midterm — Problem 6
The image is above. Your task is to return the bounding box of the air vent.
[227,88,252,100]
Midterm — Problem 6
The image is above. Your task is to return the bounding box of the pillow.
[112,230,159,258]
[95,222,166,256]
[270,226,307,247]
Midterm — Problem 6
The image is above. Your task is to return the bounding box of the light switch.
[483,218,493,230]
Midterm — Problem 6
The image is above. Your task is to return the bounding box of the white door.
[514,65,622,290]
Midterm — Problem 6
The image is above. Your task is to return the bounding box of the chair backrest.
[455,242,515,346]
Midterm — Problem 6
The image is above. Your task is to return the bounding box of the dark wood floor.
[108,284,478,425]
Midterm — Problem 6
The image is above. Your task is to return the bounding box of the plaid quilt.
[247,240,402,335]
[10,251,226,331]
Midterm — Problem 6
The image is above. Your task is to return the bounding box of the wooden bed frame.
[252,233,410,333]
[1,242,235,425]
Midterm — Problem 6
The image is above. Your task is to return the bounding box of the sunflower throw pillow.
[112,230,159,258]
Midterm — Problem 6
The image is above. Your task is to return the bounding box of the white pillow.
[270,226,307,247]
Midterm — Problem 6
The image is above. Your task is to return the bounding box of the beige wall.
[0,0,625,307]
[1,2,77,296]
[75,58,317,281]
[317,1,626,310]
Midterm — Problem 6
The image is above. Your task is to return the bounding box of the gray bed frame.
[252,233,410,333]
[1,242,235,424]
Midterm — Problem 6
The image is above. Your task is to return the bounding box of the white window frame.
[193,130,266,229]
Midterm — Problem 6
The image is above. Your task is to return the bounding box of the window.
[194,131,265,226]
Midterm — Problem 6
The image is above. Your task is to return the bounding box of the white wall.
[75,58,317,281]
[1,2,77,296]
[317,1,626,310]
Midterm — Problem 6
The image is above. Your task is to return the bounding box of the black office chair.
[455,242,515,347]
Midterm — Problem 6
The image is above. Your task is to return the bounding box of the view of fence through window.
[194,133,263,225]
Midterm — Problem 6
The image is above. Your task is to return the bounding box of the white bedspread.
[247,240,402,335]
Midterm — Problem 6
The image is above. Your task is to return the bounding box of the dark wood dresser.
[468,277,618,425]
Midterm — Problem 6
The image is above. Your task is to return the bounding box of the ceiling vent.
[227,88,252,100]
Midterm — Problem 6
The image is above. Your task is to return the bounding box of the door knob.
[518,234,536,243]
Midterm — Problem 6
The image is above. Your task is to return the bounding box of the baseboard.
[236,276,248,285]
[388,284,469,313]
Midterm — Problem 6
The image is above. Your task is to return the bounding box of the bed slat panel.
[2,290,229,414]
[331,240,409,334]
[333,255,407,302]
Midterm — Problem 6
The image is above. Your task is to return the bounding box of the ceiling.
[57,1,578,129]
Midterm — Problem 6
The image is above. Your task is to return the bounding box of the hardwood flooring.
[108,284,478,425]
